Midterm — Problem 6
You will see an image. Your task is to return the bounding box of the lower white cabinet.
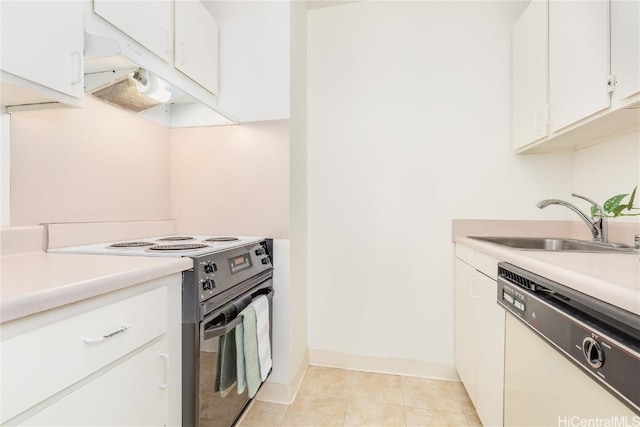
[0,274,181,426]
[20,338,170,426]
[454,245,505,427]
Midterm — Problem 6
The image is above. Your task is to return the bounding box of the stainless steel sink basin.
[468,236,638,253]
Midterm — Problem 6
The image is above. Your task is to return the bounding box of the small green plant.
[592,186,640,218]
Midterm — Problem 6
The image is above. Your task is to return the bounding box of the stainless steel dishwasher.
[497,263,639,425]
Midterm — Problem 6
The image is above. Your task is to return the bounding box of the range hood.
[84,32,236,128]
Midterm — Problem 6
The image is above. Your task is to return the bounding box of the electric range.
[49,234,274,427]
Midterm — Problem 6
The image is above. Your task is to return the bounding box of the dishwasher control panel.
[501,285,526,313]
[497,263,640,413]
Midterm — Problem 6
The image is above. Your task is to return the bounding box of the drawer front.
[455,244,475,266]
[20,338,170,427]
[0,287,167,423]
[474,251,499,280]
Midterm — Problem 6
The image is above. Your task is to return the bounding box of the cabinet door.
[474,274,505,427]
[175,0,219,95]
[549,0,610,132]
[21,338,170,427]
[93,0,173,63]
[611,0,640,102]
[512,0,548,150]
[0,287,167,423]
[0,1,83,100]
[454,258,478,403]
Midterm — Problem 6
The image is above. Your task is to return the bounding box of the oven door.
[198,282,274,427]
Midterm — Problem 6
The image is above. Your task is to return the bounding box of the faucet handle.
[571,193,604,217]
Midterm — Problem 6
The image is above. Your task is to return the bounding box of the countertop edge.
[0,255,193,324]
[454,236,640,316]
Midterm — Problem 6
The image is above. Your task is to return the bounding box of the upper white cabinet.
[175,0,219,96]
[512,0,548,150]
[203,1,289,122]
[0,1,84,109]
[512,0,640,153]
[93,0,173,63]
[611,0,640,102]
[90,0,219,98]
[548,0,610,133]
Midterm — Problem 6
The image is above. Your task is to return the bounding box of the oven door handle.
[202,287,274,340]
[204,316,243,340]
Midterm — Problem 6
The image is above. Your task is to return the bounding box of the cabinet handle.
[82,323,130,344]
[546,103,554,128]
[70,51,82,85]
[469,276,479,300]
[159,353,170,389]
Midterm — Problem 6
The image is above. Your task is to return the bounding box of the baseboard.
[308,349,459,381]
[255,381,294,405]
[256,350,309,404]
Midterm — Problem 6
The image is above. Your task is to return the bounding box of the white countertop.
[0,252,193,324]
[455,236,640,316]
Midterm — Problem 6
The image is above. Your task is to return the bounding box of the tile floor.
[238,366,483,427]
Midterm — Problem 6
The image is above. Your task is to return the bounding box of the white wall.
[288,0,309,398]
[573,131,640,223]
[171,121,290,238]
[9,97,172,226]
[307,1,575,375]
[1,113,10,225]
[203,0,290,123]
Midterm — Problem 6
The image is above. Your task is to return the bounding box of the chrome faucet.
[536,193,608,242]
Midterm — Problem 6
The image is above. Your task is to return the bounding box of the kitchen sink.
[468,236,638,253]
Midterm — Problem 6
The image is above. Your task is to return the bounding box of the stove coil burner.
[108,241,155,248]
[204,237,240,242]
[156,236,195,242]
[148,243,209,251]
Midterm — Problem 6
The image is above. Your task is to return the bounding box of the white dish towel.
[251,295,272,381]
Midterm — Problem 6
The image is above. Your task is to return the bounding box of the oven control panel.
[228,253,253,274]
[184,240,273,304]
[198,260,218,294]
[203,261,217,274]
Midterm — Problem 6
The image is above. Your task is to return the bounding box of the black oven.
[182,241,274,427]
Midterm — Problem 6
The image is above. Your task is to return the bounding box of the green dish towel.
[235,321,247,393]
[236,305,261,398]
[214,327,238,393]
[214,303,240,394]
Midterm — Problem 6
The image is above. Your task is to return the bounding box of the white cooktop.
[48,235,265,258]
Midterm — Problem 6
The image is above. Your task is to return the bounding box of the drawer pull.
[82,324,130,344]
[159,353,170,389]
